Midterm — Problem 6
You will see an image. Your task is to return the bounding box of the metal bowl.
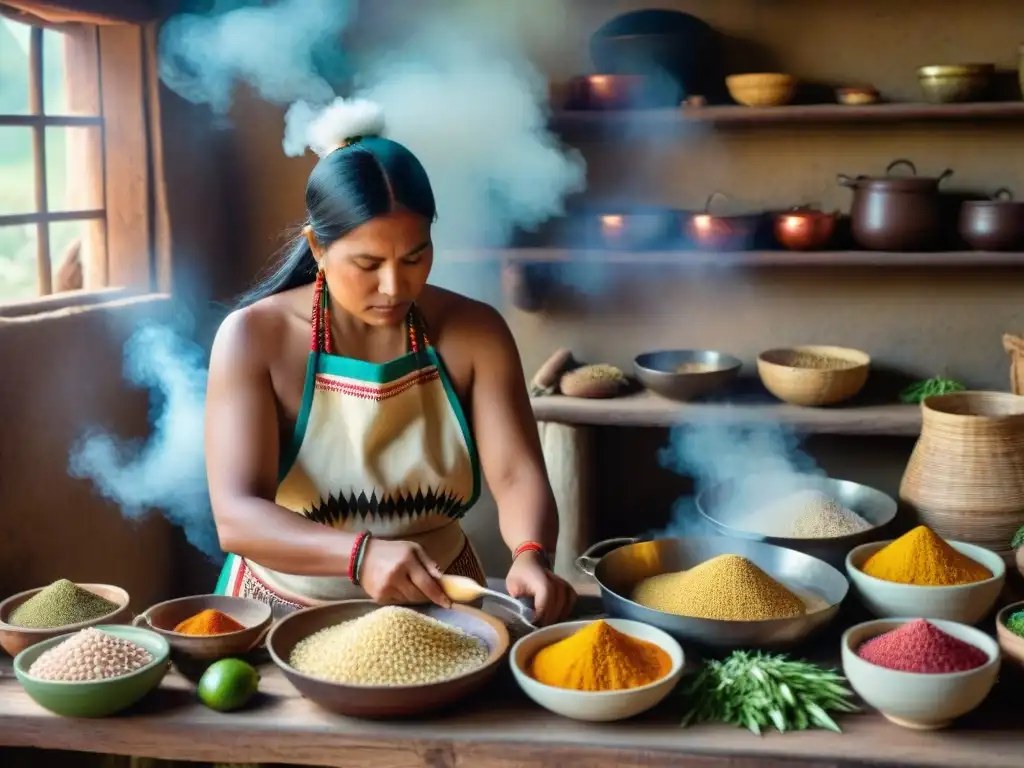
[917,64,994,104]
[634,349,742,401]
[575,536,848,651]
[696,473,897,569]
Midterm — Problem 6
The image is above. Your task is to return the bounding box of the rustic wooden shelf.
[531,392,922,435]
[445,249,1024,267]
[552,102,1024,133]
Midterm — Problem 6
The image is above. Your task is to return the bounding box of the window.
[0,17,108,304]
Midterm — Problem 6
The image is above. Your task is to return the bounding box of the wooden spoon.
[439,575,537,630]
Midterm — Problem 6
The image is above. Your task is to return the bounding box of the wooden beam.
[0,210,104,227]
[27,26,51,297]
[98,24,151,290]
[531,392,922,435]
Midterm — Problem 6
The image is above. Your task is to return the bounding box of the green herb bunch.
[1011,524,1024,550]
[899,377,965,404]
[680,651,859,735]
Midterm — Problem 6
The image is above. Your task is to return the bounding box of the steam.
[158,0,352,116]
[68,322,220,561]
[656,422,825,538]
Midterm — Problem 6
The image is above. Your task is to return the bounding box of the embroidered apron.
[215,280,484,612]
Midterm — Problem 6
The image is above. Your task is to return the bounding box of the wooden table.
[1,644,1022,768]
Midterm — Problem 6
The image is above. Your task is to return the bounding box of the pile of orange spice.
[173,609,246,636]
[528,620,672,692]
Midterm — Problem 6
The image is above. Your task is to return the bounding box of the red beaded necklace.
[310,270,429,355]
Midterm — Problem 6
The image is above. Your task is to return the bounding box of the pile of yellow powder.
[630,554,806,621]
[860,525,992,586]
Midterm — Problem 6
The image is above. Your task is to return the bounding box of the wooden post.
[539,421,592,580]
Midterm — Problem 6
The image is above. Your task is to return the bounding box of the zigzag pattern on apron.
[303,486,469,526]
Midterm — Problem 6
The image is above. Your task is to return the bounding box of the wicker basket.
[756,345,870,406]
[900,391,1024,559]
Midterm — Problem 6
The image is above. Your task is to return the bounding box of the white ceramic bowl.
[845,539,1005,624]
[841,618,1000,730]
[510,619,685,722]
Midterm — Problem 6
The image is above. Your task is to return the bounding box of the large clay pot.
[900,391,1024,559]
[837,159,953,251]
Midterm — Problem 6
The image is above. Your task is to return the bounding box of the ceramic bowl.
[841,618,1000,730]
[994,601,1024,675]
[757,345,870,407]
[726,73,797,107]
[133,594,273,679]
[509,619,684,722]
[14,624,171,717]
[845,540,1005,624]
[267,600,510,718]
[0,583,132,657]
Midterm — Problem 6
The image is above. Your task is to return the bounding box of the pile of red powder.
[856,619,989,673]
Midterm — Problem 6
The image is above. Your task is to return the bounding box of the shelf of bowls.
[2,480,1023,736]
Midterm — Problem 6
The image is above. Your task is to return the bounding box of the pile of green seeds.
[1006,609,1024,639]
[7,580,119,629]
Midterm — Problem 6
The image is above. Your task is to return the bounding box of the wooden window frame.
[0,16,155,308]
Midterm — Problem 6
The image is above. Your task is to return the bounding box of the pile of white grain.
[28,627,154,681]
[288,606,489,686]
[738,489,872,539]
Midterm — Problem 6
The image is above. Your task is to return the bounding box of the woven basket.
[899,391,1024,558]
[756,345,870,406]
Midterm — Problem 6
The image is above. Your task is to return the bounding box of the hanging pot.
[900,391,1024,560]
[838,159,953,251]
[958,188,1024,251]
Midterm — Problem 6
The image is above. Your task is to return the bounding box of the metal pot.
[686,192,763,251]
[574,536,848,650]
[838,159,953,251]
[694,474,898,569]
[774,207,839,251]
[958,188,1024,251]
[565,74,678,110]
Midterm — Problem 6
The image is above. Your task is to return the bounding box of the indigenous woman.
[205,99,576,624]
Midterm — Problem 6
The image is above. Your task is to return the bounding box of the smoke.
[158,0,352,116]
[68,321,220,561]
[70,1,585,558]
[656,421,825,538]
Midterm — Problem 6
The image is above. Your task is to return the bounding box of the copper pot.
[565,74,676,110]
[686,193,763,251]
[959,188,1024,251]
[774,208,838,251]
[838,159,953,251]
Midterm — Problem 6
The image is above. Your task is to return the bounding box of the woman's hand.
[506,551,576,625]
[358,539,452,608]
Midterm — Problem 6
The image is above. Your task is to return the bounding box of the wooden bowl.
[757,345,870,406]
[267,601,510,718]
[133,595,272,671]
[0,584,131,657]
[726,73,797,107]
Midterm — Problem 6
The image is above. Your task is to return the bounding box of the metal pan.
[575,536,848,651]
[695,473,898,569]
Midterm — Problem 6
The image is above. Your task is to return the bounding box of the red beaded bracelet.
[512,541,549,566]
[348,531,371,584]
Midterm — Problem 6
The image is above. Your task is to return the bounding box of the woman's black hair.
[237,137,436,308]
